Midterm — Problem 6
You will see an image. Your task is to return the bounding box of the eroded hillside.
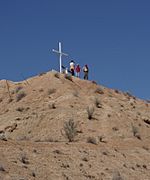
[0,71,150,180]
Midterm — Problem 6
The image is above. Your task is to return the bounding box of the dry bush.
[54,72,60,78]
[47,88,56,95]
[87,137,97,145]
[86,106,95,120]
[62,119,78,142]
[16,91,26,102]
[64,74,73,81]
[95,87,104,94]
[0,98,3,103]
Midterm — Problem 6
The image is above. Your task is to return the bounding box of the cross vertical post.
[52,42,68,73]
[59,42,62,73]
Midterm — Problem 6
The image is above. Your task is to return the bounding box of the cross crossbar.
[52,42,68,73]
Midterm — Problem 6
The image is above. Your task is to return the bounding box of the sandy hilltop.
[0,71,150,180]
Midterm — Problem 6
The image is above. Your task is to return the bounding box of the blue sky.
[0,0,150,100]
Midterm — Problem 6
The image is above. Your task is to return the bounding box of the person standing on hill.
[83,64,89,80]
[75,64,81,78]
[70,60,75,76]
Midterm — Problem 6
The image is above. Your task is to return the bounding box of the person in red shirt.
[75,64,81,78]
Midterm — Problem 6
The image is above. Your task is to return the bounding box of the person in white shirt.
[70,60,75,76]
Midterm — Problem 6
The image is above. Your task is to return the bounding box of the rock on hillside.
[0,71,150,180]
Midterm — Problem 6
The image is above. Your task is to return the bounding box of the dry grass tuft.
[86,106,95,120]
[87,137,97,145]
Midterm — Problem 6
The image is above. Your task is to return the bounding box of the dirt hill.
[0,71,150,180]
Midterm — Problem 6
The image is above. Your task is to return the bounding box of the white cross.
[52,42,68,73]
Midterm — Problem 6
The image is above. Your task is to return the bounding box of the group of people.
[64,60,89,80]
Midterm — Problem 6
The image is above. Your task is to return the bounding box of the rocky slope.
[0,71,150,180]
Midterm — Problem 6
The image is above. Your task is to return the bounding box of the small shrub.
[47,88,56,95]
[82,157,88,162]
[15,86,23,93]
[87,137,97,145]
[0,132,7,141]
[16,91,26,102]
[114,89,120,94]
[131,124,141,140]
[53,149,62,154]
[64,74,72,81]
[48,102,56,109]
[20,153,29,164]
[91,81,97,85]
[98,135,106,143]
[39,72,46,76]
[94,97,102,108]
[86,106,95,120]
[39,88,44,92]
[112,127,119,131]
[16,107,24,112]
[32,172,36,177]
[62,119,78,142]
[95,87,104,94]
[54,72,60,78]
[0,164,5,172]
[125,91,136,100]
[0,98,3,103]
